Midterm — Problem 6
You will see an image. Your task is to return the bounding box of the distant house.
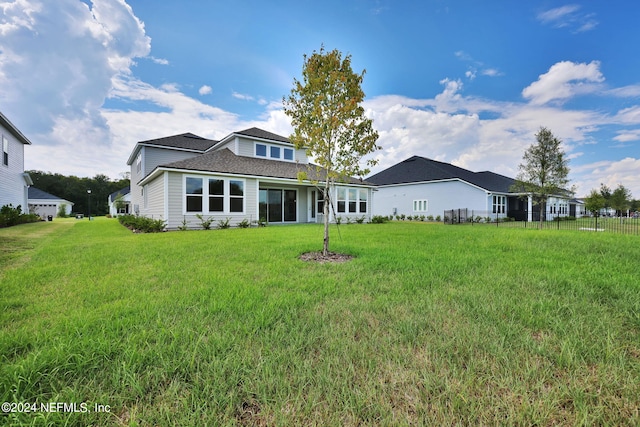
[127,127,374,229]
[108,186,131,216]
[28,187,74,219]
[367,156,583,221]
[0,111,33,210]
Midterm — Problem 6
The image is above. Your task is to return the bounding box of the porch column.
[527,195,533,222]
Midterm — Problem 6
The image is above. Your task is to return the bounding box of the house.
[108,186,131,216]
[127,127,374,229]
[0,111,33,210]
[367,156,583,221]
[28,187,74,219]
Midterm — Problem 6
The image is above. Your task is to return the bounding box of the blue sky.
[1,0,639,197]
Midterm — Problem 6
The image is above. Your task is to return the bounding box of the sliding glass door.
[259,189,297,223]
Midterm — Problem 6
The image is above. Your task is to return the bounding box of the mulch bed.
[298,251,354,264]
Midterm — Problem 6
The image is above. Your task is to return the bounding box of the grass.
[1,218,639,426]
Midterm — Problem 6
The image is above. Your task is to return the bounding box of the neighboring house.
[28,187,74,219]
[108,186,131,216]
[367,156,583,221]
[0,111,33,210]
[127,127,374,229]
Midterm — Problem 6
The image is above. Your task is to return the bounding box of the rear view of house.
[0,111,33,210]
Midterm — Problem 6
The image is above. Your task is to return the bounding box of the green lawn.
[1,218,639,426]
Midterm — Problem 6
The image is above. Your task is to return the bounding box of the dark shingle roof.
[158,148,369,185]
[367,156,516,192]
[28,187,67,200]
[234,127,291,144]
[140,133,218,151]
[109,186,130,202]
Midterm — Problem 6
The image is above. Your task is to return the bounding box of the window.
[135,153,142,173]
[492,195,506,214]
[185,176,244,214]
[2,135,8,166]
[259,189,296,222]
[337,187,346,213]
[413,199,428,212]
[186,177,203,212]
[230,180,244,212]
[284,148,294,161]
[208,179,224,212]
[348,189,357,213]
[270,146,281,159]
[256,144,267,157]
[359,190,368,213]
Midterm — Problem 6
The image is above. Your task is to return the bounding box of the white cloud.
[537,5,598,33]
[537,5,581,25]
[522,61,604,105]
[198,85,212,95]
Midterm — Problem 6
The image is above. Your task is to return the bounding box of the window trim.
[413,199,428,212]
[2,135,8,167]
[336,186,367,214]
[183,175,246,215]
[492,195,506,214]
[254,142,296,162]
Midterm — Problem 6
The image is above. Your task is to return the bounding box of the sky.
[1,0,639,197]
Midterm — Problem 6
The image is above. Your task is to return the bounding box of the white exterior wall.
[29,199,74,219]
[0,128,28,209]
[372,180,488,218]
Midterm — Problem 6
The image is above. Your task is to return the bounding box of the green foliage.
[610,184,632,215]
[511,127,570,220]
[0,204,40,228]
[237,218,251,228]
[283,46,380,255]
[216,217,231,229]
[355,216,365,224]
[584,189,606,215]
[195,214,214,230]
[56,203,68,218]
[177,217,189,231]
[117,214,166,233]
[370,215,389,224]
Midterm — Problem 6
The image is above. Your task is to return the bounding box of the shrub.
[57,203,68,218]
[355,216,365,224]
[217,218,231,229]
[335,216,343,225]
[178,217,189,231]
[427,215,434,221]
[420,215,425,222]
[0,204,40,228]
[195,214,214,230]
[118,215,166,233]
[370,215,389,224]
[237,218,251,228]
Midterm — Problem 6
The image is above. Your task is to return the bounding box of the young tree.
[610,184,632,217]
[283,47,380,256]
[600,183,612,214]
[583,188,605,216]
[511,127,570,225]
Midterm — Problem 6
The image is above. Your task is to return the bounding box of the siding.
[0,128,27,209]
[142,173,165,220]
[372,180,488,218]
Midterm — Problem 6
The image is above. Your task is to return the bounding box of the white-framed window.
[255,142,295,162]
[2,135,8,166]
[413,199,428,212]
[184,175,245,214]
[135,153,142,174]
[336,186,367,214]
[492,195,506,214]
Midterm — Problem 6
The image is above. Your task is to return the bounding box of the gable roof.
[0,111,32,145]
[234,127,292,144]
[141,148,370,186]
[109,186,130,202]
[28,187,73,204]
[367,156,516,193]
[127,133,217,165]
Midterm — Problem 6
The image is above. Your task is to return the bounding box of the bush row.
[0,204,41,228]
[118,215,166,233]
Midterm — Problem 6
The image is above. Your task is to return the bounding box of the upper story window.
[135,153,142,174]
[2,135,8,166]
[255,142,295,162]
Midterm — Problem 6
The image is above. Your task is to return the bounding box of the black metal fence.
[444,209,640,236]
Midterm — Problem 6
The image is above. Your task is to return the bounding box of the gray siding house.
[367,156,583,221]
[127,128,374,230]
[0,111,33,210]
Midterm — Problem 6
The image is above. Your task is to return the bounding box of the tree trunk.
[322,182,330,256]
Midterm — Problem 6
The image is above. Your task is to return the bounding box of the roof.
[28,187,73,204]
[0,111,32,145]
[109,186,130,202]
[234,127,292,144]
[366,156,516,193]
[127,133,217,165]
[144,148,371,186]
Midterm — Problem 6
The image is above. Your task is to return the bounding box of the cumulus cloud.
[198,85,212,95]
[522,61,604,105]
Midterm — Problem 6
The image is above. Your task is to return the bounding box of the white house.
[28,187,74,219]
[367,156,583,221]
[0,111,33,210]
[108,186,131,216]
[127,127,374,229]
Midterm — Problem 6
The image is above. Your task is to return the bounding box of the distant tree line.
[27,171,130,217]
[583,183,638,216]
